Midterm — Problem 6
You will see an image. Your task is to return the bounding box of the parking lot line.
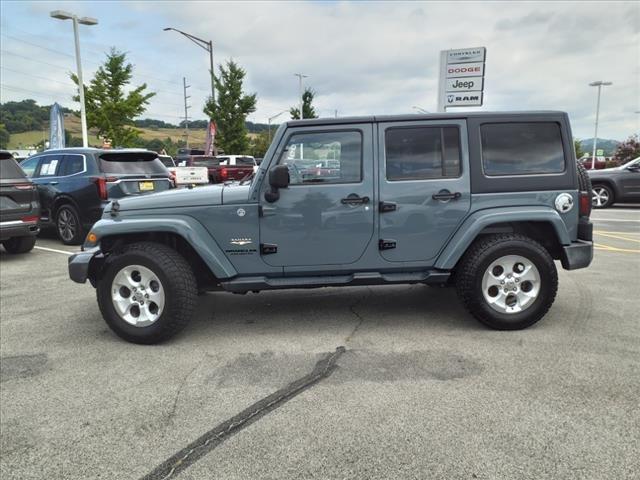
[594,242,640,253]
[592,218,640,223]
[595,232,640,244]
[33,246,74,255]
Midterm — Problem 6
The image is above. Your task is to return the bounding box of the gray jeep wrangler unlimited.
[69,111,593,344]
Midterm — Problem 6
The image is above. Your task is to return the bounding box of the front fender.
[88,215,237,279]
[434,206,571,270]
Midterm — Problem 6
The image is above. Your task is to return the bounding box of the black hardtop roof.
[285,110,568,127]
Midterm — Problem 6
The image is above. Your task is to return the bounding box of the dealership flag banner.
[204,121,217,156]
[49,102,65,149]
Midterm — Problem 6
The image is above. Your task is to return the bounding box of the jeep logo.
[452,79,475,89]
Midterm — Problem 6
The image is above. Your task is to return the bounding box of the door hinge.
[261,243,278,255]
[378,239,397,250]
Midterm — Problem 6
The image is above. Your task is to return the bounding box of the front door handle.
[47,181,59,186]
[432,190,461,201]
[341,194,370,205]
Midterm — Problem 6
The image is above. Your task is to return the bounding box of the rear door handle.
[341,194,370,205]
[432,190,461,201]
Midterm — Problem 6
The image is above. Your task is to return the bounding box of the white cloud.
[2,0,638,139]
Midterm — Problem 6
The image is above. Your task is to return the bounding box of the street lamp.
[268,110,288,142]
[589,80,612,169]
[412,106,429,114]
[164,27,215,104]
[50,10,98,148]
[293,73,308,119]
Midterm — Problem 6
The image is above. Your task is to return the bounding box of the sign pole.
[437,50,448,113]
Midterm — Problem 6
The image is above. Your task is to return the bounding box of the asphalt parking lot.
[1,207,639,480]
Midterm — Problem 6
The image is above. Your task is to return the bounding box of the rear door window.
[481,123,565,176]
[61,154,85,176]
[99,152,168,174]
[0,158,28,180]
[385,126,461,181]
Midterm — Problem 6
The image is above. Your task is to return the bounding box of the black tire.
[576,162,593,199]
[55,204,85,245]
[2,236,36,254]
[456,234,558,330]
[96,242,198,344]
[591,183,614,209]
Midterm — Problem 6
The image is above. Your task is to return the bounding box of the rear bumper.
[68,247,102,284]
[561,240,593,270]
[0,220,39,241]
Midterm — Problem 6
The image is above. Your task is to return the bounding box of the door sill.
[220,270,450,293]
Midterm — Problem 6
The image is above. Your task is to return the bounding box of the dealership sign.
[438,46,486,110]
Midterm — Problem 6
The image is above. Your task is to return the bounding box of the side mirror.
[264,165,290,203]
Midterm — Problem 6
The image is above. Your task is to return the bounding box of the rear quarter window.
[0,158,27,180]
[99,152,168,174]
[481,122,565,176]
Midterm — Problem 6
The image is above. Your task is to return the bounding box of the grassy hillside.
[7,113,212,148]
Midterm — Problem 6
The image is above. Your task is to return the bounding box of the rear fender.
[435,207,571,270]
[89,215,237,279]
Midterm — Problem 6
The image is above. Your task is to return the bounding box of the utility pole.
[589,80,612,169]
[183,77,191,148]
[294,73,308,119]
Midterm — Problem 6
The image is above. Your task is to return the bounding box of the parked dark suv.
[588,157,640,208]
[0,150,40,253]
[20,148,172,245]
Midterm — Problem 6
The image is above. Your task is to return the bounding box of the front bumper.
[68,247,102,284]
[560,240,593,270]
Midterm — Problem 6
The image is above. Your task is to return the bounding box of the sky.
[0,0,638,140]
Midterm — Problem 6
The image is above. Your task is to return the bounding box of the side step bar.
[220,270,450,293]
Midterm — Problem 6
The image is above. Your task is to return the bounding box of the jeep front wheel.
[456,234,558,330]
[97,242,197,344]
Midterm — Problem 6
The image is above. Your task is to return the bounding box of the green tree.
[612,134,640,165]
[203,60,257,154]
[0,123,9,148]
[290,88,318,120]
[248,130,271,158]
[71,48,155,147]
[574,138,584,159]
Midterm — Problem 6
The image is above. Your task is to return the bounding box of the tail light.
[220,168,228,180]
[21,215,39,223]
[14,183,34,190]
[579,191,591,217]
[91,177,117,200]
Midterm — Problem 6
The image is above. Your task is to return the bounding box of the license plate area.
[139,181,154,192]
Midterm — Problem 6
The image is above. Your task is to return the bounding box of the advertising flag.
[204,121,217,155]
[49,102,65,149]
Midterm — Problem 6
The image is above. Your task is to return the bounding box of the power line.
[0,66,74,87]
[1,31,212,93]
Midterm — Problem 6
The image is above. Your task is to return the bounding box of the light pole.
[589,80,612,169]
[412,106,429,114]
[164,27,215,105]
[50,10,97,148]
[268,110,288,142]
[294,73,308,119]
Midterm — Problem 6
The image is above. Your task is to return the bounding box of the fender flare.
[434,206,571,270]
[90,215,237,279]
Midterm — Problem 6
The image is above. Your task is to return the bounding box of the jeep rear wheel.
[456,234,558,330]
[97,242,197,344]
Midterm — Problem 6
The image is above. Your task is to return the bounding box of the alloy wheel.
[57,208,76,243]
[111,265,165,327]
[481,255,541,314]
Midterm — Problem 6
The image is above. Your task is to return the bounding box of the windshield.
[99,152,168,174]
